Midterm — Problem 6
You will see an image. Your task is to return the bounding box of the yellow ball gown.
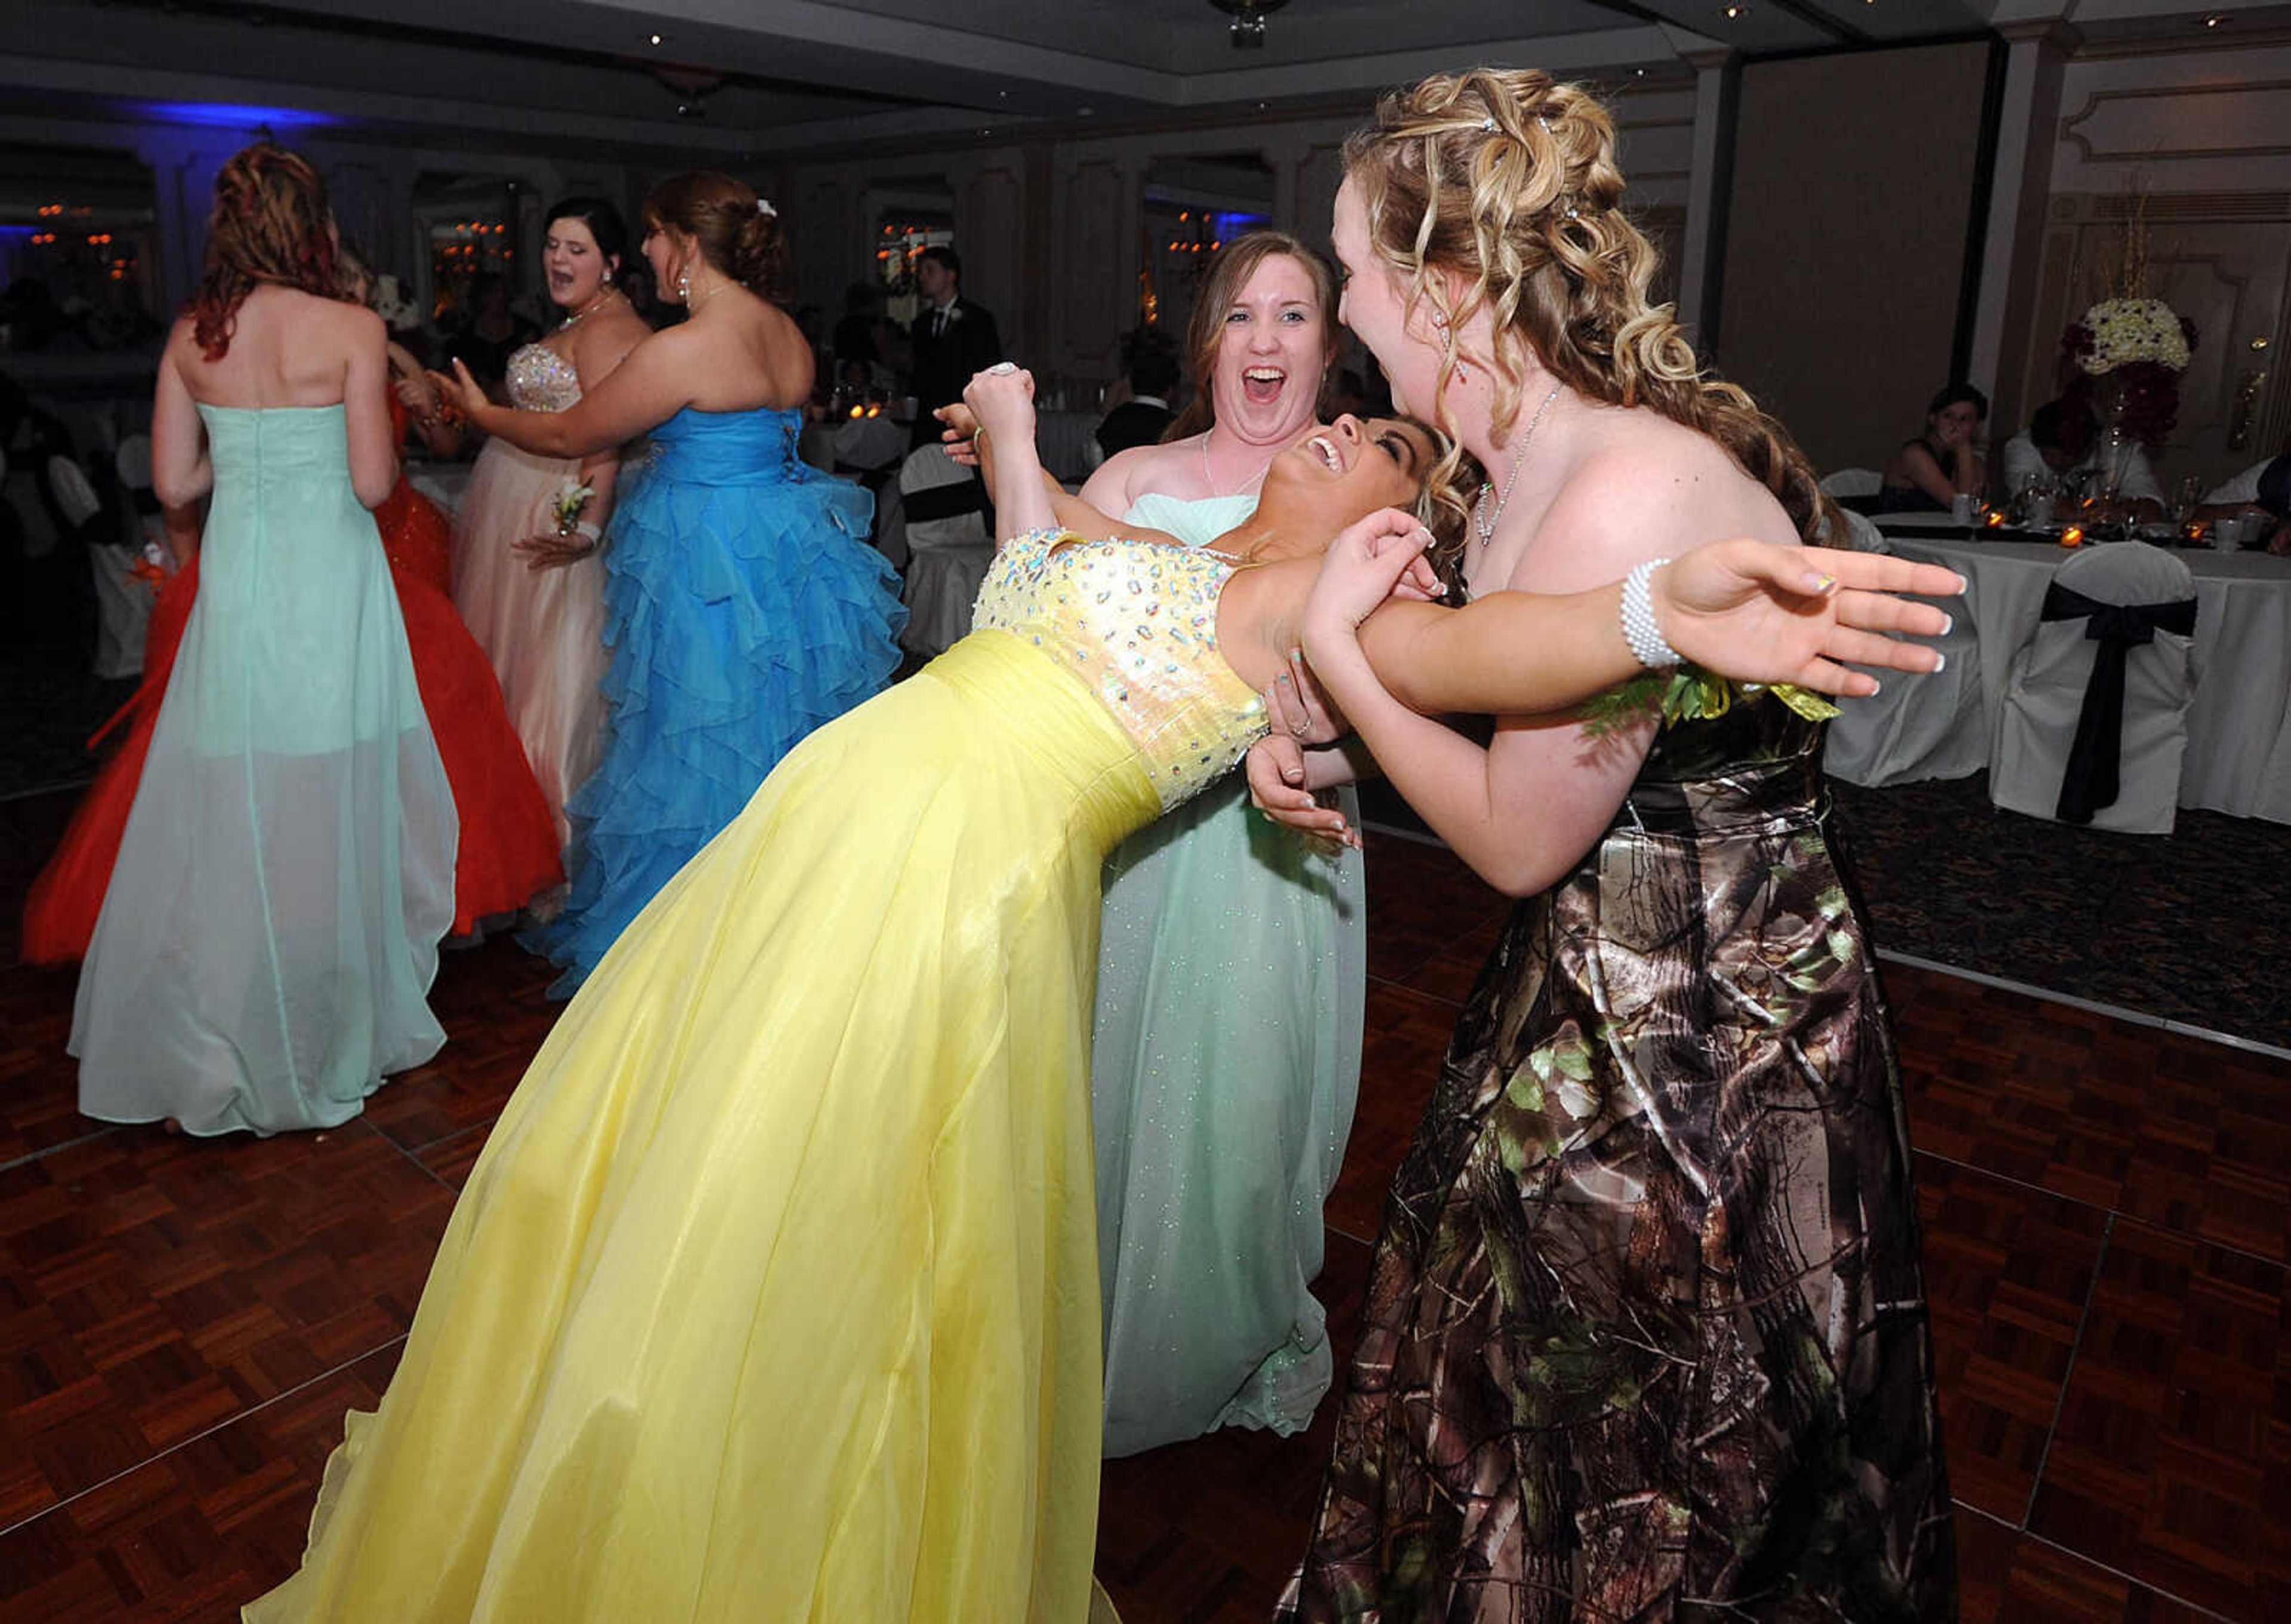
[245,529,1267,1623]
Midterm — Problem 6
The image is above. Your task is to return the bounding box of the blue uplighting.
[129,100,336,131]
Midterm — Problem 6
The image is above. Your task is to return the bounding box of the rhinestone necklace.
[1473,382,1565,546]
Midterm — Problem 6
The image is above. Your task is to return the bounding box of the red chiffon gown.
[23,426,563,960]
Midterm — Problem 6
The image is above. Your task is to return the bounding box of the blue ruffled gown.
[527,406,904,990]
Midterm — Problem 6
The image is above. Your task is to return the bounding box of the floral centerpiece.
[2057,192,2199,449]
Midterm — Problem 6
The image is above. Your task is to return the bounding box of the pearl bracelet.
[1620,557,1682,669]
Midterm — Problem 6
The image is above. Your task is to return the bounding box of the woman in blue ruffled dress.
[436,172,906,992]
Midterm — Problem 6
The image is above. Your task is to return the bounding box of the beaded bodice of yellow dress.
[246,527,1274,1624]
[972,525,1270,814]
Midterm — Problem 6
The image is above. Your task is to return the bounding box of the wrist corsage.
[552,480,597,537]
[1579,666,1839,739]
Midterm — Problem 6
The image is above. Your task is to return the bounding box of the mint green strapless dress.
[70,404,458,1136]
[1092,491,1368,1457]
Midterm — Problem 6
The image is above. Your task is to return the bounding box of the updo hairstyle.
[190,142,342,360]
[642,171,786,301]
[1343,69,1836,565]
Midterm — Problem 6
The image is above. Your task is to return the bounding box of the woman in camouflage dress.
[1252,68,1955,1621]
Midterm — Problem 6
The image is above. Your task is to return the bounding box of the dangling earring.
[677,266,691,304]
[601,266,615,286]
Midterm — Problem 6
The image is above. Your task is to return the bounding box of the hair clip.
[757,197,777,220]
[1563,202,1580,220]
[1539,116,1554,133]
[1480,116,1498,133]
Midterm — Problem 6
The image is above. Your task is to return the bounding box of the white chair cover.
[47,453,101,530]
[1818,507,1891,555]
[897,443,994,656]
[115,434,154,493]
[870,478,910,572]
[1989,542,2199,834]
[1819,467,1883,499]
[1823,563,1984,787]
[88,516,166,680]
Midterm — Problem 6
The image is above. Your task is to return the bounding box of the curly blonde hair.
[1343,68,1837,570]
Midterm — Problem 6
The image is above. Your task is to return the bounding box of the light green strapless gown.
[70,403,457,1135]
[1092,491,1368,1458]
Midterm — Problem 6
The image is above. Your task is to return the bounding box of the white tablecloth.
[1881,531,2291,822]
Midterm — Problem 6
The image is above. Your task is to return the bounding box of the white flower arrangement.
[2068,297,2192,375]
[551,480,596,536]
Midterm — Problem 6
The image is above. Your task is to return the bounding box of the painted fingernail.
[1940,613,1953,634]
[1932,653,1945,672]
[1869,678,1883,693]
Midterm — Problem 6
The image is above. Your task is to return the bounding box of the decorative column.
[134,131,243,309]
[1674,45,1737,346]
[1966,21,2080,430]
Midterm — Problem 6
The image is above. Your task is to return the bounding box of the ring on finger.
[987,360,1018,375]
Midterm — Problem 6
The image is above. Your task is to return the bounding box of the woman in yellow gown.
[245,369,1957,1623]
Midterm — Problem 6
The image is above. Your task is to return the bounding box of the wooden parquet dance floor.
[1,785,2284,1622]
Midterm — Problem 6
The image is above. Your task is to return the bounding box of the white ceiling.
[0,0,2272,162]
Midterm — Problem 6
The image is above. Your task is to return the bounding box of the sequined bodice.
[507,343,582,412]
[973,529,1267,811]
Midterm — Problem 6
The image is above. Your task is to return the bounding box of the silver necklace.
[1199,432,1270,499]
[558,288,618,328]
[1473,382,1565,546]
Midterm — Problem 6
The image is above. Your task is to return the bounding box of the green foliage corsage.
[1576,666,1840,739]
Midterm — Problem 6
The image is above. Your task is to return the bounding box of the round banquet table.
[1876,524,2291,822]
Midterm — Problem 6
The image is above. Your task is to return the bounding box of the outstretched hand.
[1651,540,1963,696]
[424,359,490,425]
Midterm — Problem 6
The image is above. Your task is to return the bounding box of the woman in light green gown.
[1077,234,1370,1455]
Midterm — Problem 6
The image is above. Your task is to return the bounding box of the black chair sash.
[901,475,986,525]
[2039,581,2197,823]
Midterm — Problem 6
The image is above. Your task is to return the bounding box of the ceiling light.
[1209,0,1289,49]
[648,32,663,45]
[2200,11,2229,24]
[1723,3,1747,16]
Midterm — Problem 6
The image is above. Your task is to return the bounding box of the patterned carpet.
[1363,768,2291,1054]
[1830,771,2291,1051]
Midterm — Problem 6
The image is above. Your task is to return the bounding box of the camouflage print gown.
[1282,700,1955,1623]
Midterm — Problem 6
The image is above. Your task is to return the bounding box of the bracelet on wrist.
[1619,557,1682,669]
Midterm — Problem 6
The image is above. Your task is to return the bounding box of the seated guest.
[1089,339,1179,467]
[2200,447,2290,554]
[1999,395,2165,517]
[1876,382,1987,513]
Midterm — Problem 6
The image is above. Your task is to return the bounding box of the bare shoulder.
[570,307,652,379]
[1530,414,1795,588]
[1109,439,1194,504]
[163,313,201,362]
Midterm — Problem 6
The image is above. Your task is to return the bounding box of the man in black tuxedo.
[1092,341,1180,465]
[907,246,1002,445]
